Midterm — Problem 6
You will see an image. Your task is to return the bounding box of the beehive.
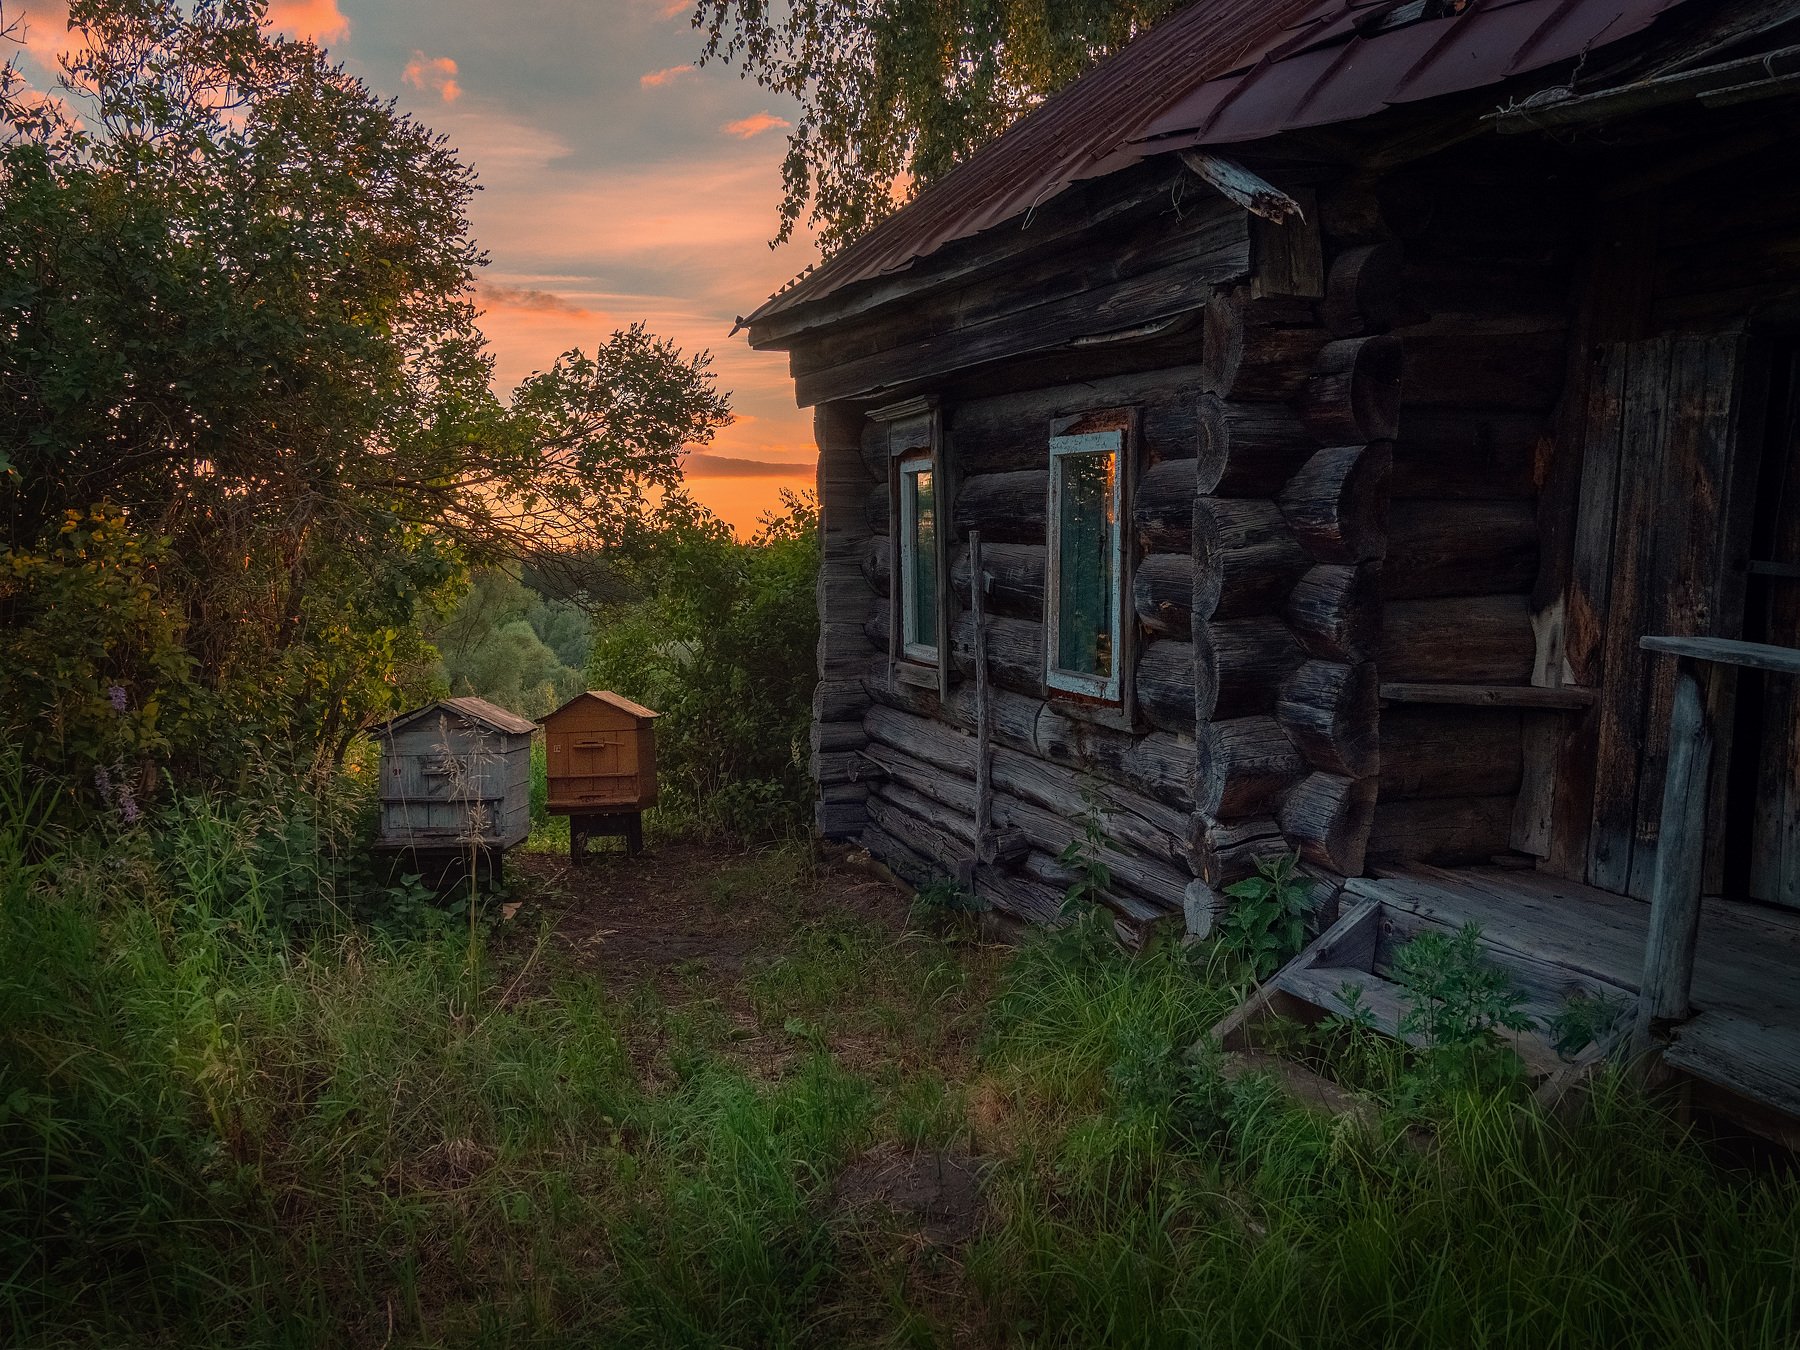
[541,690,660,814]
[370,697,535,852]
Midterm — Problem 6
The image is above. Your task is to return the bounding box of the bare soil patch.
[832,1144,987,1247]
[499,838,914,990]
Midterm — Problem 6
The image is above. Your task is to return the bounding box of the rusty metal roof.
[371,697,538,739]
[1135,0,1689,146]
[746,0,1693,329]
[541,690,660,723]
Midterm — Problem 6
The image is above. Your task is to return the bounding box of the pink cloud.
[10,1,81,69]
[722,111,790,139]
[403,51,461,103]
[266,0,350,44]
[640,64,693,88]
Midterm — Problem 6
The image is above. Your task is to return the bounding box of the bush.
[0,509,202,812]
[588,492,819,842]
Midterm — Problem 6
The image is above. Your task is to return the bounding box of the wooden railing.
[1632,635,1800,1053]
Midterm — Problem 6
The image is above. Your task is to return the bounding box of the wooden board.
[1581,335,1754,899]
[1665,1012,1800,1126]
[1379,683,1594,709]
[1346,863,1800,1021]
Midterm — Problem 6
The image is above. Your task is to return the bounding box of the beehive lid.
[368,696,538,739]
[541,690,661,724]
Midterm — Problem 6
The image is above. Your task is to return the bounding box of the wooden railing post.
[1631,656,1713,1053]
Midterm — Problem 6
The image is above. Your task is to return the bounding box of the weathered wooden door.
[1573,333,1760,900]
[1736,343,1800,907]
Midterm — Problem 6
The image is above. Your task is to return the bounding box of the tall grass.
[2,751,1797,1348]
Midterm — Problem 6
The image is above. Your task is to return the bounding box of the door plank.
[1589,337,1675,894]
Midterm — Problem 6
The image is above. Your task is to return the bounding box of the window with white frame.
[898,454,939,662]
[1045,429,1123,701]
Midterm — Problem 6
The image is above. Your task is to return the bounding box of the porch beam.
[1632,656,1713,1053]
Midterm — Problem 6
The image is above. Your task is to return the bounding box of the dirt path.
[499,837,917,990]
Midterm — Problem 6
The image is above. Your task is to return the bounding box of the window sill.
[1043,693,1134,734]
[891,660,940,690]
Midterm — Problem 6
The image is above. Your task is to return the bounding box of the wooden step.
[1273,964,1414,1040]
[1219,1049,1379,1127]
[1666,1012,1800,1140]
[1276,961,1565,1078]
[1213,894,1582,1084]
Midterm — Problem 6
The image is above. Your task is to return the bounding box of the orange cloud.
[476,282,594,318]
[266,0,350,44]
[640,64,694,87]
[403,51,461,103]
[8,0,349,72]
[722,111,790,139]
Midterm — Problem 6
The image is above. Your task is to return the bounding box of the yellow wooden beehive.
[541,690,660,815]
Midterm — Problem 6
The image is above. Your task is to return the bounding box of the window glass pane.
[906,467,937,651]
[1055,451,1115,679]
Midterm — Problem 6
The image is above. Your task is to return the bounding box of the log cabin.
[738,0,1800,1136]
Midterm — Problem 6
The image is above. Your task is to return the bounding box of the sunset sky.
[7,0,821,535]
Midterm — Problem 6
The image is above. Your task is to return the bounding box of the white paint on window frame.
[1044,429,1124,702]
[898,454,938,664]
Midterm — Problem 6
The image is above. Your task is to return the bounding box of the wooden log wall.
[1358,153,1575,866]
[805,174,1405,936]
[1198,280,1394,897]
[810,406,884,839]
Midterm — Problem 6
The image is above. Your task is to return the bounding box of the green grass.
[3,762,1798,1348]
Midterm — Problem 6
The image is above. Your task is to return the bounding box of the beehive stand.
[568,811,644,863]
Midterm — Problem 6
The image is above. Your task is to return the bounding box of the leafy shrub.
[431,568,594,719]
[0,509,201,810]
[1218,852,1312,978]
[1546,989,1631,1060]
[1054,796,1114,918]
[588,492,819,842]
[1394,922,1535,1094]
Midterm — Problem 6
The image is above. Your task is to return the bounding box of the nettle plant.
[1394,923,1536,1093]
[1219,853,1312,979]
[1056,801,1113,917]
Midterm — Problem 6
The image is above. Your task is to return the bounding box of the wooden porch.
[1348,864,1800,1126]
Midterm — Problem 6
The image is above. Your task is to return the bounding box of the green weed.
[1218,852,1313,978]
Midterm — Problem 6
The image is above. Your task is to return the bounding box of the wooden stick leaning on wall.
[972,530,994,869]
[961,529,1028,881]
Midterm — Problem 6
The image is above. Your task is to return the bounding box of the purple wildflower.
[93,765,113,803]
[116,783,140,826]
[108,685,128,713]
